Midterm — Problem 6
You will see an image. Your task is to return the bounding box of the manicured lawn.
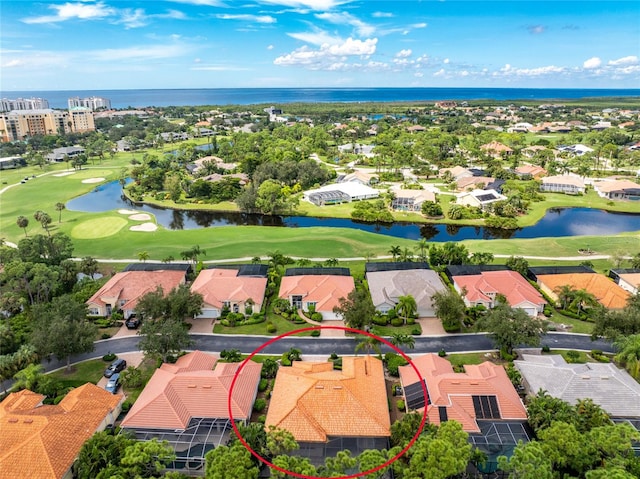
[213,315,314,336]
[546,349,591,364]
[49,358,108,388]
[444,352,495,368]
[370,323,422,337]
[545,311,594,335]
[71,216,129,239]
[123,357,159,404]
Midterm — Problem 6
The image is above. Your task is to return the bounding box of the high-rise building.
[0,97,50,112]
[0,108,95,142]
[68,96,111,110]
[69,107,96,133]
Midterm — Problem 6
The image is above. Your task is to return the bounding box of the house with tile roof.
[279,270,355,319]
[190,268,267,319]
[439,165,473,181]
[0,384,123,479]
[480,141,513,157]
[337,170,378,185]
[265,357,390,461]
[593,179,640,201]
[513,164,548,179]
[390,187,436,212]
[455,176,497,192]
[610,269,640,295]
[366,266,447,317]
[120,350,262,473]
[456,189,507,211]
[86,269,186,318]
[514,354,640,421]
[540,175,585,195]
[452,270,546,317]
[535,272,630,310]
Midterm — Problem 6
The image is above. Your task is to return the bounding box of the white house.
[456,189,506,210]
[304,182,380,206]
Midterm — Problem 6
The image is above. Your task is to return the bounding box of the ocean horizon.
[1,87,639,109]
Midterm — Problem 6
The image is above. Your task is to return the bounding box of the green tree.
[477,303,546,355]
[554,284,576,310]
[136,284,204,322]
[117,438,176,478]
[220,348,243,363]
[390,333,415,350]
[538,421,598,474]
[333,288,375,330]
[31,295,96,371]
[395,295,417,324]
[139,317,192,363]
[16,216,29,237]
[505,255,530,276]
[205,443,259,479]
[498,440,554,479]
[75,431,135,479]
[469,251,495,265]
[388,245,401,261]
[79,256,99,279]
[570,288,599,315]
[526,389,578,433]
[270,455,317,478]
[614,334,640,380]
[355,335,382,356]
[55,202,65,223]
[432,288,466,332]
[137,251,149,262]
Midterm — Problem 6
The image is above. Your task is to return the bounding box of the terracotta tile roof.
[515,165,547,177]
[265,357,390,442]
[481,141,513,153]
[191,269,267,310]
[541,175,585,188]
[594,179,640,193]
[0,384,122,479]
[399,354,526,433]
[278,275,355,313]
[537,273,630,309]
[453,271,546,309]
[87,270,186,312]
[456,176,496,191]
[121,351,262,430]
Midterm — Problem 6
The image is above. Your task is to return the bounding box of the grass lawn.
[545,311,594,334]
[370,323,422,337]
[49,358,107,388]
[444,352,494,368]
[123,357,159,404]
[213,315,314,336]
[72,216,129,239]
[546,349,591,363]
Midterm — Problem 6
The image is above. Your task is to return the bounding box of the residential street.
[40,332,615,374]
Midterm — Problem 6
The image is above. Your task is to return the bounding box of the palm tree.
[553,284,576,310]
[399,247,414,263]
[296,258,312,267]
[251,256,262,264]
[137,251,149,263]
[363,252,377,262]
[16,216,29,237]
[80,256,99,279]
[390,333,416,350]
[55,202,65,223]
[396,295,418,324]
[324,258,339,267]
[415,238,429,262]
[38,212,52,236]
[355,336,382,356]
[388,245,401,261]
[569,289,599,315]
[286,348,302,362]
[614,334,640,380]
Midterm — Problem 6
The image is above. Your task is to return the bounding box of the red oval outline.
[228,325,428,479]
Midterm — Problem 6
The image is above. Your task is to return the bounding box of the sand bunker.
[81,177,106,184]
[118,209,139,215]
[53,171,75,177]
[129,223,157,232]
[129,213,151,221]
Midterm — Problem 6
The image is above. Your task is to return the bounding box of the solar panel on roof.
[473,395,501,419]
[476,194,497,202]
[284,267,351,276]
[439,407,448,422]
[404,379,429,410]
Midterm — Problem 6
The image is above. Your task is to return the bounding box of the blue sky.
[1,0,639,90]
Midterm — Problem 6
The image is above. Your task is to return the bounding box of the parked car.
[105,373,121,394]
[125,316,140,329]
[103,358,127,378]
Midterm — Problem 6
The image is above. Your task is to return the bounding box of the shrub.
[438,349,446,357]
[101,333,112,340]
[310,330,321,337]
[102,353,116,362]
[121,400,132,413]
[281,356,292,367]
[542,345,551,353]
[500,348,515,361]
[311,312,323,322]
[396,399,406,411]
[411,327,421,335]
[387,309,398,320]
[372,315,388,326]
[253,399,266,412]
[257,415,266,424]
[385,353,409,377]
[390,317,404,327]
[266,322,277,333]
[258,378,269,392]
[543,305,554,317]
[566,350,581,363]
[406,318,416,325]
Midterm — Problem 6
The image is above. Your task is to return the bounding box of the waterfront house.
[456,189,507,210]
[365,262,447,317]
[121,351,262,474]
[303,182,379,206]
[190,266,267,319]
[593,179,640,201]
[390,188,436,212]
[0,384,123,479]
[279,268,355,320]
[540,175,585,195]
[265,357,390,462]
[451,270,546,316]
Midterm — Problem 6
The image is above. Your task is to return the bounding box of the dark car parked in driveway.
[103,358,127,378]
[105,373,121,394]
[125,316,141,329]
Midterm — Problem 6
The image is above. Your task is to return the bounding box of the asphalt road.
[40,332,615,373]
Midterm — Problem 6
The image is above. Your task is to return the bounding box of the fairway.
[72,217,128,239]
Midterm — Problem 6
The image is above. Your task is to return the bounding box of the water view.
[67,180,640,241]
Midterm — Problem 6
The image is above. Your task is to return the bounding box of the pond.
[66,180,640,241]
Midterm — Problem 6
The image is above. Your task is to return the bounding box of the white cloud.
[411,23,427,29]
[583,57,602,69]
[216,14,276,23]
[267,44,274,50]
[274,37,377,68]
[527,25,545,34]
[22,1,114,24]
[118,8,147,28]
[168,0,225,5]
[288,30,341,46]
[315,12,375,37]
[433,68,446,77]
[608,55,638,66]
[498,63,566,77]
[414,72,423,77]
[372,12,394,18]
[258,0,349,10]
[443,58,450,64]
[395,49,412,58]
[92,44,190,62]
[2,59,24,68]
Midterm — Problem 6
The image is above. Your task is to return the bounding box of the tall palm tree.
[390,333,416,350]
[388,245,401,261]
[55,202,65,223]
[297,258,312,267]
[16,216,29,237]
[396,295,418,324]
[614,334,640,380]
[355,336,382,356]
[399,247,414,263]
[569,289,599,315]
[324,258,339,267]
[415,238,429,262]
[553,284,576,310]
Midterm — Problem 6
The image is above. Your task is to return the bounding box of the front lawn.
[49,358,108,389]
[545,311,594,334]
[213,314,314,336]
[371,323,422,337]
[444,352,494,368]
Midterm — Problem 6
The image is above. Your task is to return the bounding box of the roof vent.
[581,376,590,379]
[333,386,343,390]
[470,382,479,385]
[187,384,197,388]
[600,376,610,380]
[7,418,18,423]
[202,385,212,389]
[23,419,33,424]
[315,385,324,389]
